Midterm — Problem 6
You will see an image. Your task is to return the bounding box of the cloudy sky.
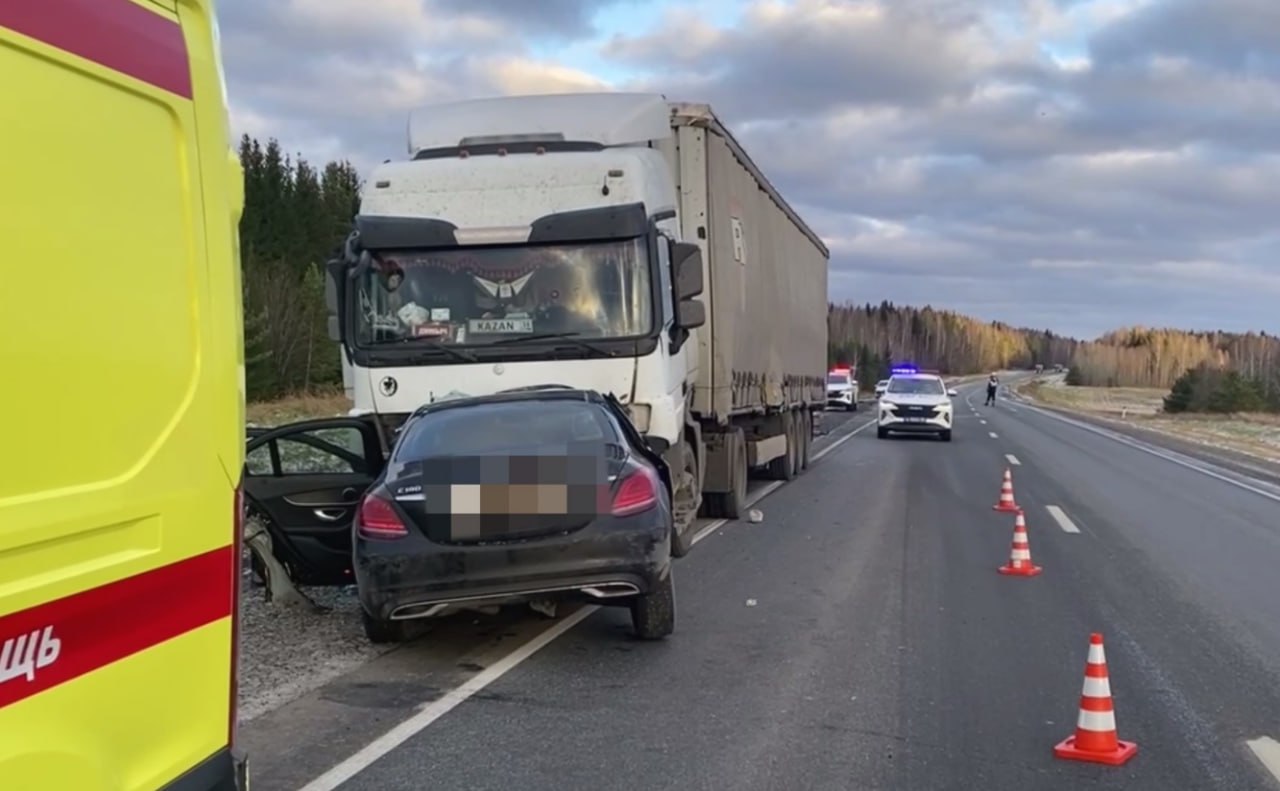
[218,0,1280,340]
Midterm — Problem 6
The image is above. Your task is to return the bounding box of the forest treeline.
[827,302,1078,381]
[829,303,1280,411]
[238,136,359,400]
[232,136,1277,412]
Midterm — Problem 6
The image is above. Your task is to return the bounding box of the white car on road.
[827,368,858,411]
[873,380,890,399]
[876,372,958,442]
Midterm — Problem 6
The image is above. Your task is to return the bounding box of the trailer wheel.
[704,431,747,519]
[789,411,803,475]
[799,412,812,470]
[767,413,797,481]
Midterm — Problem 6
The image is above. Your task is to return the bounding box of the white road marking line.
[980,419,987,425]
[1005,454,1021,466]
[1006,406,1018,413]
[1046,505,1081,533]
[297,605,596,791]
[1019,402,1280,505]
[298,415,874,790]
[988,431,998,438]
[1247,737,1280,785]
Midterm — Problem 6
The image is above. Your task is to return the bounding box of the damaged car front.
[353,387,676,643]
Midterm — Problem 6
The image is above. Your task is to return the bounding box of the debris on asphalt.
[746,598,758,607]
[747,509,764,523]
[237,577,392,723]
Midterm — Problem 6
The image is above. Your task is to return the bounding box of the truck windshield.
[353,238,653,346]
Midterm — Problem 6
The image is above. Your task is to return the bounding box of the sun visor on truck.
[527,202,648,243]
[354,202,650,250]
[355,215,460,249]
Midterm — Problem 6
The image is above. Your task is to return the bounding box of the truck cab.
[326,93,708,548]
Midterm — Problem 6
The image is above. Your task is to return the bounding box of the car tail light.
[358,494,409,539]
[611,467,659,517]
[230,482,243,747]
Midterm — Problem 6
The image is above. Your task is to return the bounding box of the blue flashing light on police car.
[890,363,919,375]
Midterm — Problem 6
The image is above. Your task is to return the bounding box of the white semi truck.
[325,92,829,555]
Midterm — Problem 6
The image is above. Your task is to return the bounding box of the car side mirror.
[947,388,958,397]
[671,241,704,299]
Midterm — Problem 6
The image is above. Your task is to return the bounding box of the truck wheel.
[361,610,412,644]
[703,431,747,520]
[788,413,803,475]
[670,441,698,558]
[630,568,675,640]
[798,412,812,471]
[767,414,797,481]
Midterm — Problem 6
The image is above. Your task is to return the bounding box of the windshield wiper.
[490,332,615,356]
[381,337,478,362]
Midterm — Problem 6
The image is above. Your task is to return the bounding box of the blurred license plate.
[903,417,927,423]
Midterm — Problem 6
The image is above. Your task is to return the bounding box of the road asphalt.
[244,380,1280,791]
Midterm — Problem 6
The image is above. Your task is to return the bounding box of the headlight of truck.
[627,403,651,433]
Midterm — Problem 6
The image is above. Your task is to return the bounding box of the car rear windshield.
[394,399,621,460]
[887,377,945,395]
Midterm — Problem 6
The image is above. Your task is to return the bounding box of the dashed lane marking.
[1246,737,1280,786]
[1046,505,1081,534]
[1005,454,1021,466]
[989,431,998,438]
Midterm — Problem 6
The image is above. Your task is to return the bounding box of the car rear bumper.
[356,517,671,620]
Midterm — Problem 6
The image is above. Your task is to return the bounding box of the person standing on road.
[985,374,999,406]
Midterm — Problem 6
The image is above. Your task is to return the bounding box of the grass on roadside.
[1017,377,1280,464]
[246,389,353,427]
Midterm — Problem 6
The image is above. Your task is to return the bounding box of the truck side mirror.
[671,241,704,299]
[675,298,706,330]
[325,259,346,342]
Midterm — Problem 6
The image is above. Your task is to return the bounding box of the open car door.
[243,417,384,585]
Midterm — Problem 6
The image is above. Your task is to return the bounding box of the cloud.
[217,0,1280,337]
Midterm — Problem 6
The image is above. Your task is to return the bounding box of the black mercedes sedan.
[352,387,676,643]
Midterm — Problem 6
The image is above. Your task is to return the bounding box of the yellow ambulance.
[1,1,247,788]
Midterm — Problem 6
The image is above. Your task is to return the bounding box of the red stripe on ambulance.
[0,0,193,99]
[0,546,234,709]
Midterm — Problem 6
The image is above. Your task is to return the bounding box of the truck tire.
[789,411,803,475]
[767,413,797,481]
[630,568,675,640]
[798,411,812,471]
[703,431,747,520]
[670,441,698,558]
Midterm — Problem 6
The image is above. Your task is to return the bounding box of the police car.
[876,365,958,441]
[827,367,858,411]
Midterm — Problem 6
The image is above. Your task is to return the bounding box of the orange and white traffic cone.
[992,468,1019,512]
[997,509,1042,576]
[1054,633,1138,766]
